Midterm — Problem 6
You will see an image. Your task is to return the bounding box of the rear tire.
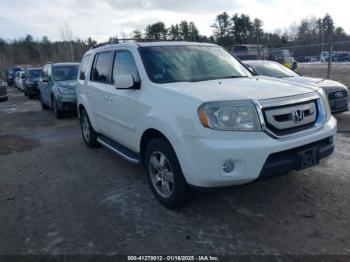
[145,138,190,208]
[80,108,98,147]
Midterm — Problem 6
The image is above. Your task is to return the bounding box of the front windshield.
[53,65,79,81]
[27,69,42,78]
[140,45,251,83]
[248,62,298,78]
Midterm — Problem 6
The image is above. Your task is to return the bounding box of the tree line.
[0,12,349,77]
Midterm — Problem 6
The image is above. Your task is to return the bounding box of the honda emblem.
[294,110,304,122]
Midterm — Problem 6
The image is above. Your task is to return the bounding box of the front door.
[104,50,140,151]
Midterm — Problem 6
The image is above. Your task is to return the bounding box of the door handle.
[105,96,113,102]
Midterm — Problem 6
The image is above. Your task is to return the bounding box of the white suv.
[77,41,337,208]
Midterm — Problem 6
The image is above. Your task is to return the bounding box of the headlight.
[59,87,74,95]
[317,88,331,121]
[198,101,261,131]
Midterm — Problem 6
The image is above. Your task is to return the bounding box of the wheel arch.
[139,128,173,167]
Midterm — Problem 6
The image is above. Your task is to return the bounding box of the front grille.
[328,90,348,100]
[262,100,318,136]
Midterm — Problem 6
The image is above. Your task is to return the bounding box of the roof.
[136,41,217,47]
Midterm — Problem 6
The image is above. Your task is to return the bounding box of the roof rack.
[91,38,142,49]
[90,38,195,49]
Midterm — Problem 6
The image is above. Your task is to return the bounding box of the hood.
[159,76,317,102]
[56,80,77,89]
[286,76,348,93]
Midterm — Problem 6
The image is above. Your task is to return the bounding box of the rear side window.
[91,51,114,83]
[112,51,140,83]
[79,55,91,80]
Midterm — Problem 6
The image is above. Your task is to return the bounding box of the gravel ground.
[0,86,350,256]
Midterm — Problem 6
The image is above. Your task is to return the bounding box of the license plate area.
[297,147,319,170]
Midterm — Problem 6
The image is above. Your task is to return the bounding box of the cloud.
[0,0,348,42]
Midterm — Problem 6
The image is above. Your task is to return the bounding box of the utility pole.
[327,27,333,79]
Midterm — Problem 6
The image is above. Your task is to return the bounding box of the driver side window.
[112,51,140,84]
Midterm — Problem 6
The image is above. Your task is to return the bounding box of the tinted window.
[248,62,298,78]
[27,69,42,78]
[79,55,91,80]
[140,45,250,83]
[113,51,140,83]
[91,52,113,83]
[53,65,79,81]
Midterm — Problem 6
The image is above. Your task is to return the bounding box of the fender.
[78,94,99,132]
[136,110,205,183]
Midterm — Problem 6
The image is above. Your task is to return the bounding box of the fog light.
[222,159,235,173]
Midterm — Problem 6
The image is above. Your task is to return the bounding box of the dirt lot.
[298,63,350,88]
[0,85,350,256]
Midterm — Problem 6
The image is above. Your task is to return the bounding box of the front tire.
[80,109,98,147]
[52,97,64,119]
[145,138,189,208]
[40,93,49,110]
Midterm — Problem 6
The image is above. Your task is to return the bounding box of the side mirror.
[41,76,48,82]
[114,74,135,89]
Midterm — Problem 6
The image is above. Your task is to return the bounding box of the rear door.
[86,51,114,133]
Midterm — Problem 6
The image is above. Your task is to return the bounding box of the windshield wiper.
[189,76,248,82]
[220,76,248,79]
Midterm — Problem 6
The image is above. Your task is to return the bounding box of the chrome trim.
[257,92,319,108]
[264,101,317,130]
[97,137,139,164]
[253,92,327,140]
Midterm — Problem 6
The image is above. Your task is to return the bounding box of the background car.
[0,82,7,102]
[38,62,79,118]
[14,71,21,89]
[24,67,42,99]
[18,71,26,91]
[6,66,23,86]
[244,60,349,113]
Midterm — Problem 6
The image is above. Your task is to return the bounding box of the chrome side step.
[97,135,140,165]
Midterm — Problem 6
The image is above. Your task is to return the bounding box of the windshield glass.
[27,69,42,78]
[140,45,251,83]
[248,62,298,78]
[53,65,79,81]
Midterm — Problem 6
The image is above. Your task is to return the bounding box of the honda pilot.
[77,42,336,208]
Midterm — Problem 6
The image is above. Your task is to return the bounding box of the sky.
[0,0,348,42]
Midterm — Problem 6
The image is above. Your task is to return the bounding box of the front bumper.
[57,94,77,112]
[329,98,349,113]
[176,116,337,187]
[0,95,8,102]
[26,84,39,95]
